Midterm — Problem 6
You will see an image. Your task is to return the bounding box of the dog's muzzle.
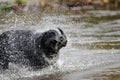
[62,40,67,47]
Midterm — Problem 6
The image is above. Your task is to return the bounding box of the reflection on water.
[0,10,120,80]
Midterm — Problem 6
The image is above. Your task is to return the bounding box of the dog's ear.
[35,32,48,49]
[39,32,48,47]
[58,28,67,39]
[38,31,56,48]
[58,28,67,47]
[58,28,64,35]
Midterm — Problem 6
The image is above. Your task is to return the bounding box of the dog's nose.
[62,40,67,47]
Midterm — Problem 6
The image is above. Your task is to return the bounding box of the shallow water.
[0,10,120,80]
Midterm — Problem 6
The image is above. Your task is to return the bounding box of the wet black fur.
[0,29,67,70]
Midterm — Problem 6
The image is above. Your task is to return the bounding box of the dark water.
[0,10,120,80]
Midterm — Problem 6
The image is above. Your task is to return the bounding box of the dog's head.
[37,28,67,57]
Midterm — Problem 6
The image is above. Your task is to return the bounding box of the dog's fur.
[0,28,67,70]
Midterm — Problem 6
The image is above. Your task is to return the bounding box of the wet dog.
[0,28,67,70]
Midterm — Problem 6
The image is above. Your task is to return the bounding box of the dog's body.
[0,29,67,70]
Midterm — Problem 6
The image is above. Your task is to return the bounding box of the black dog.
[0,28,67,70]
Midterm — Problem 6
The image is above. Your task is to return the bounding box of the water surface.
[0,10,120,80]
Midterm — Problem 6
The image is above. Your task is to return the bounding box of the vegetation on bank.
[0,0,26,11]
[0,4,12,11]
[0,0,120,12]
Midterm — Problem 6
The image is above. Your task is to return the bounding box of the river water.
[0,10,120,80]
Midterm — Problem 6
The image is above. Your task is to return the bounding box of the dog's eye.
[57,42,61,45]
[51,40,57,45]
[59,36,64,41]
